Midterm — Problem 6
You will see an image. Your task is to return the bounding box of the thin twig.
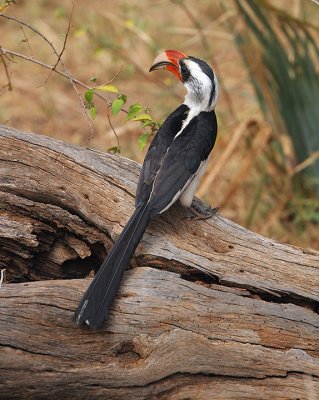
[40,2,74,86]
[0,52,12,91]
[104,64,123,86]
[73,78,95,142]
[0,11,127,142]
[0,11,95,137]
[0,47,108,103]
[0,14,57,54]
[1,13,93,139]
[0,47,87,87]
[106,108,120,150]
[0,46,99,139]
[18,19,34,56]
[1,46,128,112]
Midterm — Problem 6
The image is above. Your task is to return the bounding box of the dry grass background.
[1,0,318,249]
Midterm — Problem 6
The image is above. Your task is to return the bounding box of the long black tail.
[74,202,151,329]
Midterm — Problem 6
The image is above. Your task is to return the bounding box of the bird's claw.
[186,199,219,220]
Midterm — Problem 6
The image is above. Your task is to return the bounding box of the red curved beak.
[149,50,187,82]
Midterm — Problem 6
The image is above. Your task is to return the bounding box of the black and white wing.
[148,110,217,216]
[135,104,189,207]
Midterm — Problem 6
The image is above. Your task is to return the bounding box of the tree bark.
[0,124,318,400]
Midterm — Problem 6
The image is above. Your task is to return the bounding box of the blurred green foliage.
[236,0,319,195]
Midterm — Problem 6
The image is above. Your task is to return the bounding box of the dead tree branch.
[0,124,318,399]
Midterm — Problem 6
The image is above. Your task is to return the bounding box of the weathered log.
[0,124,318,399]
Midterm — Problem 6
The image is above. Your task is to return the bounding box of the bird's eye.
[180,63,188,73]
[179,61,190,81]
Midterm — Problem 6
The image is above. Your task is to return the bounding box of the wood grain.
[0,124,319,399]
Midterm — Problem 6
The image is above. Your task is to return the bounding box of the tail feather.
[74,202,150,329]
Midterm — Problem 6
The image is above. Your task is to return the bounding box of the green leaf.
[111,97,124,115]
[85,88,94,105]
[138,133,150,150]
[90,77,97,83]
[108,146,121,154]
[127,103,143,120]
[141,120,155,128]
[95,84,119,93]
[130,113,152,122]
[89,105,97,120]
[119,94,127,104]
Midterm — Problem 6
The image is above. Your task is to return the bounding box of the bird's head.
[149,49,218,112]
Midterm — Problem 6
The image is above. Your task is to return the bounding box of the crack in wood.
[1,125,319,398]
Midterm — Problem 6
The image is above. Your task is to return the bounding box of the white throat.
[182,59,218,114]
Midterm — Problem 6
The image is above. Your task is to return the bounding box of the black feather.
[148,110,217,215]
[136,104,189,206]
[74,202,151,329]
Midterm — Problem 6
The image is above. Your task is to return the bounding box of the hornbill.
[74,50,219,329]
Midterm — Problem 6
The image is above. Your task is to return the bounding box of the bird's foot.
[187,198,219,220]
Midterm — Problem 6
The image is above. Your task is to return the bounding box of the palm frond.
[235,0,319,194]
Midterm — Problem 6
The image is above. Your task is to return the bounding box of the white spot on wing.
[75,299,89,325]
[0,269,5,289]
